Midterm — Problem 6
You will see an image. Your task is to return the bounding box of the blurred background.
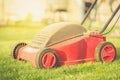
[0,0,120,38]
[0,0,119,27]
[0,0,84,25]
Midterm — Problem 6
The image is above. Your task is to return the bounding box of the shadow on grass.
[116,47,120,60]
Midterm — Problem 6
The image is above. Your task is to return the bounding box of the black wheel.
[95,42,116,62]
[11,42,27,59]
[35,48,58,69]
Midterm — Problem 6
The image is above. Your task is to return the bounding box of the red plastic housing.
[17,35,105,67]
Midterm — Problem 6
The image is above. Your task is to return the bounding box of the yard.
[0,24,120,80]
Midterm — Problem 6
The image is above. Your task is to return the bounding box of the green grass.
[0,24,120,80]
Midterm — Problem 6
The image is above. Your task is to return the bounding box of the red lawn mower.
[11,0,120,68]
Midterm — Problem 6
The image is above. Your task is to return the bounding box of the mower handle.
[100,4,120,33]
[81,0,98,25]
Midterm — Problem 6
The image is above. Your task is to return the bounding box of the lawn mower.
[11,0,120,68]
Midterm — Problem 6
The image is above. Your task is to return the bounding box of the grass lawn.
[0,24,120,80]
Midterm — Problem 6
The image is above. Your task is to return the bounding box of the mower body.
[12,22,116,68]
[18,34,105,66]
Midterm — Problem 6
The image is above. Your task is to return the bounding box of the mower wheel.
[95,42,116,62]
[11,42,27,59]
[35,48,58,69]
